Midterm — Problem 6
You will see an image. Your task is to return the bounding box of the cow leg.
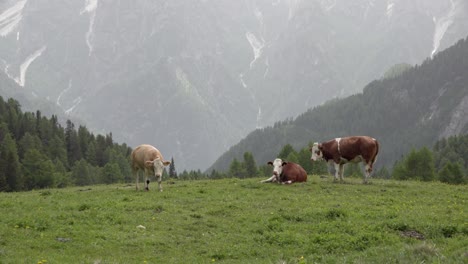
[143,169,150,191]
[261,175,276,183]
[134,169,139,191]
[157,175,163,192]
[333,163,340,181]
[339,164,345,182]
[363,162,372,184]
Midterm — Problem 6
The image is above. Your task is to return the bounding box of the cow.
[131,144,171,191]
[261,158,307,184]
[310,136,379,183]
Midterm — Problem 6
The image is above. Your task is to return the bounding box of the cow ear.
[282,161,288,166]
[267,161,273,166]
[163,161,171,166]
[145,160,154,167]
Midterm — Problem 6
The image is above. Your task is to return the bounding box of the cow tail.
[372,139,379,164]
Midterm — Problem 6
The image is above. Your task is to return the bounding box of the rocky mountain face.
[209,36,468,173]
[1,0,467,170]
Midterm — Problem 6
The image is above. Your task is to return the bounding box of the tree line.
[392,134,467,184]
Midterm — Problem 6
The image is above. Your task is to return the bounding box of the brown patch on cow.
[280,162,307,183]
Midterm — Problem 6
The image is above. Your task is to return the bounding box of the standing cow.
[261,158,307,184]
[310,136,379,183]
[131,144,171,191]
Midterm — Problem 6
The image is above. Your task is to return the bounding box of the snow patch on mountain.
[322,0,337,12]
[57,79,72,107]
[65,96,82,115]
[256,107,263,129]
[15,46,46,87]
[246,32,264,69]
[239,73,247,88]
[386,0,395,18]
[80,0,98,56]
[286,0,301,20]
[0,0,27,37]
[363,0,376,20]
[81,0,98,13]
[431,0,456,58]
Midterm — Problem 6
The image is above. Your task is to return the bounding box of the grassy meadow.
[0,176,467,264]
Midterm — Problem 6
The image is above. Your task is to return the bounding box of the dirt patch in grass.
[400,230,425,240]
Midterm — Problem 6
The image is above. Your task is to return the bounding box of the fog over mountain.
[1,0,467,170]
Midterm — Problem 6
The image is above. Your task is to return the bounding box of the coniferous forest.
[0,96,132,191]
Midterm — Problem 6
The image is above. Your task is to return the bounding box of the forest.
[0,96,133,191]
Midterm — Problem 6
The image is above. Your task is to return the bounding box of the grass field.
[0,176,467,263]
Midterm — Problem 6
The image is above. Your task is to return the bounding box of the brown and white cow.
[310,136,379,183]
[261,158,307,184]
[131,144,171,191]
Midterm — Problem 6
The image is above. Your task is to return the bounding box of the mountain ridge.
[207,36,468,173]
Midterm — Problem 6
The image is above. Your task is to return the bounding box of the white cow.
[131,144,171,191]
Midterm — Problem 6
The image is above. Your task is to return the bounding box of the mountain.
[1,0,468,170]
[208,36,468,173]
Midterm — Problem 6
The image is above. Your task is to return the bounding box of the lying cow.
[310,136,379,183]
[131,144,171,191]
[261,158,307,184]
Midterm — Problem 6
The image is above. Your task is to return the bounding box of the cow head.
[267,158,287,182]
[145,158,171,177]
[310,142,323,161]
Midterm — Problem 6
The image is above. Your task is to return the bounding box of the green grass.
[0,176,467,263]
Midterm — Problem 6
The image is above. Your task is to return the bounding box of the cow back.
[131,144,163,169]
[281,162,307,183]
[339,136,378,162]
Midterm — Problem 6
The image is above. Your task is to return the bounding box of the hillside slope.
[209,36,468,172]
[0,178,466,262]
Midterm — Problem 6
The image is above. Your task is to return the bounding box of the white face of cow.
[147,158,170,177]
[310,143,323,161]
[268,158,286,180]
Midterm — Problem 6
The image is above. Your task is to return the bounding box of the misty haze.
[1,0,467,172]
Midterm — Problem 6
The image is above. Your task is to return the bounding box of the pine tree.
[392,147,436,181]
[49,135,69,168]
[439,162,466,185]
[65,120,81,165]
[243,152,258,177]
[278,144,296,160]
[101,163,123,184]
[22,148,56,189]
[406,147,436,181]
[229,158,244,178]
[0,133,22,191]
[71,159,94,186]
[298,147,313,174]
[168,157,177,178]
